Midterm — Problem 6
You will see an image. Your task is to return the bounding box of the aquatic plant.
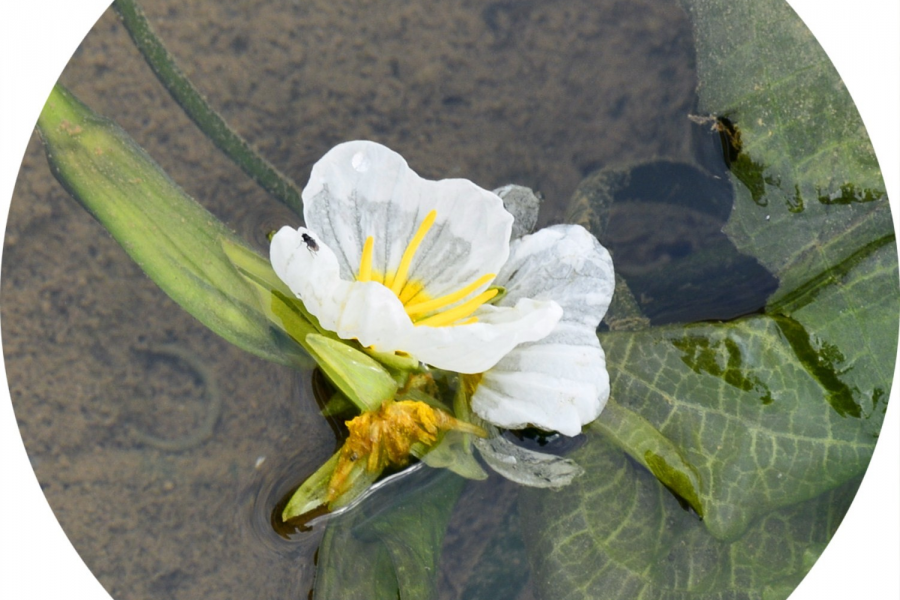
[30,0,896,598]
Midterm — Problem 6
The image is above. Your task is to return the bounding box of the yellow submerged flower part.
[326,399,486,502]
[356,209,498,327]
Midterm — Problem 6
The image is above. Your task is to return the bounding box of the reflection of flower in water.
[271,140,614,437]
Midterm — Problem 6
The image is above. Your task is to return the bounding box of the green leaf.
[304,334,398,412]
[520,434,859,600]
[282,451,381,520]
[592,399,703,516]
[282,452,342,520]
[418,431,488,481]
[37,84,300,366]
[567,232,894,549]
[519,2,897,596]
[362,346,421,372]
[268,290,398,411]
[599,303,887,541]
[220,237,293,298]
[680,0,889,304]
[314,467,465,600]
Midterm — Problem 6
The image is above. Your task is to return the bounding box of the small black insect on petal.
[301,232,319,253]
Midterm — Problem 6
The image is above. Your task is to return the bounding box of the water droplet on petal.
[351,151,370,172]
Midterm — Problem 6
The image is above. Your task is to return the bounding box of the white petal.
[270,226,562,373]
[399,299,562,374]
[474,324,610,436]
[270,226,415,345]
[471,225,615,435]
[270,226,350,332]
[497,224,615,325]
[303,141,513,299]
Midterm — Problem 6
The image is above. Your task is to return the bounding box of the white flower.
[271,141,615,436]
[470,225,615,436]
[270,141,562,374]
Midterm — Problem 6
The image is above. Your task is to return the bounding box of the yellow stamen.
[358,236,375,282]
[389,210,437,296]
[415,288,498,327]
[405,272,495,318]
[398,280,426,304]
[353,209,493,328]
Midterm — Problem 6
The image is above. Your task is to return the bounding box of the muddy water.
[2,0,700,597]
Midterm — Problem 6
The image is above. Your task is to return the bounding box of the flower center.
[356,209,498,327]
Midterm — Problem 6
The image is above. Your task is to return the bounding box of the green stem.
[112,0,304,216]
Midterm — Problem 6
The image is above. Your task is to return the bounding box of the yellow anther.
[358,236,375,282]
[390,210,437,296]
[415,288,498,327]
[404,272,495,318]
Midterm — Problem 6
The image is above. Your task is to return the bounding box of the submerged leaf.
[37,84,301,366]
[592,399,703,516]
[526,10,897,597]
[521,434,858,600]
[314,467,465,600]
[600,308,886,541]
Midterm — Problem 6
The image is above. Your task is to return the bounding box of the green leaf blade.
[305,334,398,412]
[37,84,295,366]
[601,314,882,541]
[521,435,858,600]
[523,2,897,596]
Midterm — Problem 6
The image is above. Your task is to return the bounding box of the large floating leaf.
[521,434,859,600]
[588,227,895,544]
[37,84,305,366]
[680,0,889,303]
[598,293,889,542]
[520,1,897,596]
